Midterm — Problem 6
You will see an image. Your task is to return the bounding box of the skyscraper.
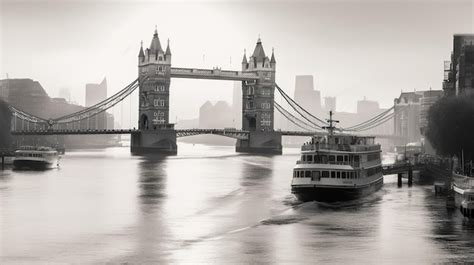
[357,98,379,116]
[85,77,107,107]
[85,77,112,129]
[324,96,336,112]
[294,75,321,116]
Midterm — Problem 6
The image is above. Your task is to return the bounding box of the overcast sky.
[1,0,473,121]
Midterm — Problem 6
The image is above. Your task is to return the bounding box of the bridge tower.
[131,29,177,154]
[236,38,282,154]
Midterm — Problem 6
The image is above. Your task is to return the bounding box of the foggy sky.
[1,0,473,122]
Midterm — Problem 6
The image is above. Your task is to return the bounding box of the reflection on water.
[1,143,474,263]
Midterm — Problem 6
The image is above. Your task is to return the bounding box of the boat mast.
[322,111,339,136]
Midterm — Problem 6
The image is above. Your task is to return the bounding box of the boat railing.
[301,144,351,152]
[301,143,380,152]
[296,160,360,167]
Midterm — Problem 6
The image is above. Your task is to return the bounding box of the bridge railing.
[170,67,259,80]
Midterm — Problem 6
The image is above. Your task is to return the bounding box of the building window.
[246,101,254,109]
[260,88,271,96]
[260,112,271,126]
[153,99,165,107]
[247,86,254,95]
[261,102,270,109]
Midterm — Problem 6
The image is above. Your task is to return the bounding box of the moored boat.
[13,146,60,170]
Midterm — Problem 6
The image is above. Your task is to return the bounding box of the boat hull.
[292,177,383,202]
[13,159,56,170]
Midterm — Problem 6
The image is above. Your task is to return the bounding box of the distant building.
[85,77,113,129]
[443,34,474,96]
[58,87,71,103]
[324,96,336,112]
[394,92,422,143]
[199,100,233,129]
[294,75,322,116]
[357,98,379,116]
[85,77,107,107]
[419,90,444,135]
[394,90,443,144]
[419,90,444,154]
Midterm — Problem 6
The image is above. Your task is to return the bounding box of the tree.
[426,95,474,161]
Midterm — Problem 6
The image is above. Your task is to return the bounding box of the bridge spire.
[138,40,145,58]
[165,38,171,55]
[149,27,163,53]
[270,47,276,64]
[242,49,247,64]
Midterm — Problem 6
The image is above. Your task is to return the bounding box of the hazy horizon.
[1,0,473,121]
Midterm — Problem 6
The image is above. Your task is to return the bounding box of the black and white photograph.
[1,0,474,263]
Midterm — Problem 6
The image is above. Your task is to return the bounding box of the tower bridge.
[8,28,405,155]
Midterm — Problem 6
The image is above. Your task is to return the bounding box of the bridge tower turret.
[236,37,282,154]
[131,28,177,154]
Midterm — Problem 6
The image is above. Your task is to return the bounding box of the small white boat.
[13,146,60,170]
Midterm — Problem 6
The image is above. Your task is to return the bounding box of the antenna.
[322,110,339,136]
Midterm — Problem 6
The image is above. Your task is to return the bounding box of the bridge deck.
[10,128,402,141]
[170,67,259,81]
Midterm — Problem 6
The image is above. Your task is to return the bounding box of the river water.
[1,143,474,264]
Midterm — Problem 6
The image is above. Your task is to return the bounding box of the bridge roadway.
[10,128,404,140]
[170,67,259,81]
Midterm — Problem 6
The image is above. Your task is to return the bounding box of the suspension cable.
[351,112,395,132]
[54,78,140,122]
[274,102,316,131]
[274,85,326,129]
[275,84,328,125]
[342,106,394,130]
[55,82,140,124]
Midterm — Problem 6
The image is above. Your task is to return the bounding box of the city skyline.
[1,0,473,120]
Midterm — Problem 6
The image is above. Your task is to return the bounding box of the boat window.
[337,156,343,162]
[334,137,339,144]
[321,156,328,163]
[302,156,306,162]
[344,155,349,162]
[337,172,341,179]
[307,155,313,162]
[322,171,330,178]
[312,171,320,180]
[331,171,336,178]
[329,156,335,162]
[342,172,346,179]
[305,171,311,178]
[354,156,360,162]
[314,155,321,163]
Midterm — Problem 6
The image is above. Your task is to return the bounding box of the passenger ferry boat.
[291,112,383,202]
[13,146,60,170]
